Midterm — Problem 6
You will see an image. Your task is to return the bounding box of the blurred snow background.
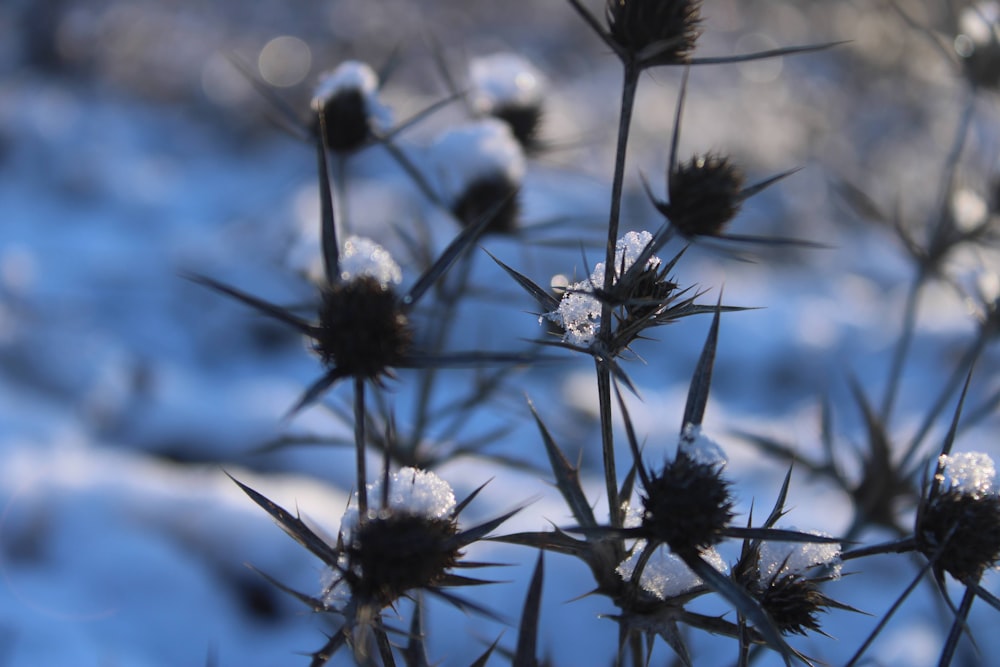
[3,0,1000,665]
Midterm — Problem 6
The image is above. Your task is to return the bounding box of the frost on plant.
[919,451,1000,581]
[338,236,403,289]
[934,451,997,498]
[325,467,461,609]
[617,541,727,600]
[469,52,546,149]
[757,531,843,582]
[546,230,661,346]
[310,60,393,151]
[431,119,526,233]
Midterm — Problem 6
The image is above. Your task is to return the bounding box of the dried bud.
[310,61,393,152]
[346,512,461,606]
[918,452,1000,581]
[315,276,413,380]
[470,52,547,151]
[451,174,522,234]
[758,574,831,636]
[663,153,746,237]
[605,0,703,66]
[640,448,734,556]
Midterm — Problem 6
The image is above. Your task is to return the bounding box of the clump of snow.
[678,423,728,468]
[545,230,660,346]
[430,119,526,198]
[339,235,403,288]
[469,53,546,114]
[340,467,456,537]
[617,543,728,600]
[616,496,728,599]
[310,60,393,131]
[758,529,842,581]
[936,452,997,498]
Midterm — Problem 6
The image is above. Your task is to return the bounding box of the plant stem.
[355,376,368,518]
[597,64,641,529]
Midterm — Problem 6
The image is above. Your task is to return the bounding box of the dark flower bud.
[347,512,461,607]
[310,61,393,152]
[431,120,525,234]
[917,452,1000,582]
[606,0,703,66]
[470,53,547,151]
[640,444,734,557]
[315,275,413,380]
[662,153,746,238]
[758,574,832,636]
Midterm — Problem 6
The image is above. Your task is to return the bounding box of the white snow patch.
[617,543,728,600]
[469,52,546,114]
[758,530,842,581]
[310,60,392,131]
[678,423,728,468]
[546,230,661,346]
[430,119,526,200]
[936,451,997,498]
[339,235,403,288]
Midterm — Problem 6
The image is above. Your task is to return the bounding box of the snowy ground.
[3,1,1000,666]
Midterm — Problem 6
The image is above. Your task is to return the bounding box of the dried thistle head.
[432,119,525,234]
[314,276,413,381]
[469,52,547,151]
[605,0,703,66]
[640,446,734,557]
[310,61,392,152]
[917,452,1000,582]
[662,153,746,238]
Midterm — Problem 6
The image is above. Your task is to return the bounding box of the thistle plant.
[183,2,1000,666]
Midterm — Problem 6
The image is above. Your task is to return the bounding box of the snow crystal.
[545,230,660,346]
[617,542,728,600]
[310,60,393,131]
[430,119,526,197]
[340,467,457,537]
[678,423,728,468]
[758,530,842,581]
[339,236,402,288]
[936,452,997,498]
[469,53,546,114]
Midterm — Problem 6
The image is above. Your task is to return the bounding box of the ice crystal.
[339,236,403,288]
[617,542,727,599]
[546,230,660,346]
[935,452,997,498]
[758,530,842,581]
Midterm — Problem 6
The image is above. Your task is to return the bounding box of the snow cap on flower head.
[339,236,403,289]
[310,60,393,151]
[546,230,661,346]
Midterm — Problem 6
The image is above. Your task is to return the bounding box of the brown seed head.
[917,489,1000,581]
[640,449,734,557]
[666,153,746,237]
[605,0,703,66]
[314,276,413,380]
[347,512,461,607]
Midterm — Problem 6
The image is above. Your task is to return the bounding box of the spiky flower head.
[314,237,412,381]
[310,61,393,152]
[750,532,844,636]
[432,119,525,234]
[326,467,461,609]
[640,426,734,556]
[469,52,547,150]
[545,230,663,347]
[918,452,1000,582]
[606,0,703,66]
[664,153,746,238]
